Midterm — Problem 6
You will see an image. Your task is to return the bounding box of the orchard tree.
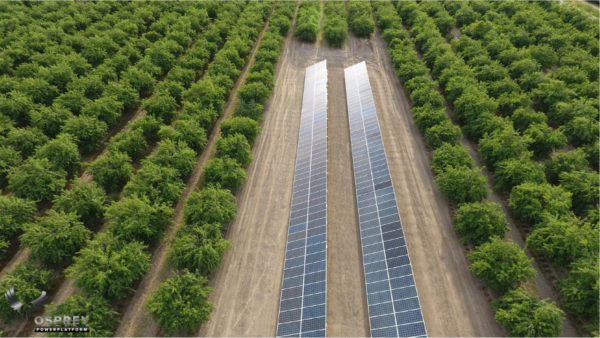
[215,134,253,166]
[66,232,150,300]
[0,146,21,187]
[106,195,173,244]
[142,93,178,123]
[149,140,196,179]
[54,90,91,115]
[34,134,81,176]
[158,117,208,152]
[220,117,261,145]
[478,125,530,170]
[424,121,462,149]
[122,67,155,97]
[203,157,247,193]
[45,295,119,338]
[560,257,599,321]
[29,106,73,138]
[469,237,536,294]
[435,166,488,205]
[20,210,91,266]
[528,44,558,69]
[545,149,589,183]
[527,215,597,267]
[523,123,567,159]
[147,271,213,335]
[5,127,49,158]
[123,162,184,205]
[532,78,573,113]
[563,115,598,147]
[0,261,53,321]
[509,182,572,225]
[169,223,231,274]
[8,158,66,202]
[62,115,108,154]
[494,156,545,191]
[494,287,564,337]
[559,170,599,212]
[412,105,447,132]
[81,96,124,127]
[90,151,133,192]
[238,82,270,106]
[454,201,508,245]
[0,196,36,239]
[510,107,547,132]
[54,179,106,228]
[184,187,236,226]
[107,128,148,161]
[431,143,473,175]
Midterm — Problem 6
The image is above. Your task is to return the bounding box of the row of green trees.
[438,2,598,333]
[323,2,348,48]
[294,1,321,42]
[0,3,211,270]
[0,2,252,335]
[147,3,294,334]
[348,1,374,38]
[376,2,566,336]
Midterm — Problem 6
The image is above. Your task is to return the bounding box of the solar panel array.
[344,61,427,338]
[276,60,328,337]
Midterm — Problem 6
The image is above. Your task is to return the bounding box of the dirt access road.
[198,31,502,337]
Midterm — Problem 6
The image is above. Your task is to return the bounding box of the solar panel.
[277,60,328,338]
[344,61,427,338]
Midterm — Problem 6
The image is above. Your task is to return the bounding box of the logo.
[4,283,48,317]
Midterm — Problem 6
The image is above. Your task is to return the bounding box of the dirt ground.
[198,25,505,337]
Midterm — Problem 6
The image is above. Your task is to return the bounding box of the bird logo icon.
[4,283,48,317]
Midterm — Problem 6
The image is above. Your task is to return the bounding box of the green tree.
[431,143,473,175]
[532,79,573,113]
[469,237,536,294]
[29,106,73,138]
[528,44,558,69]
[5,127,49,158]
[412,105,448,132]
[559,170,599,212]
[122,67,155,97]
[454,201,508,245]
[478,125,530,170]
[81,96,123,127]
[20,210,91,266]
[148,140,196,179]
[184,187,237,226]
[563,115,598,147]
[220,117,261,145]
[424,121,462,149]
[494,287,564,337]
[0,146,21,187]
[66,232,150,300]
[215,134,253,166]
[142,93,178,123]
[123,162,184,205]
[158,117,208,152]
[238,82,270,106]
[45,295,119,338]
[147,271,213,335]
[107,128,148,161]
[494,156,545,191]
[509,182,572,225]
[510,107,547,132]
[54,179,106,228]
[90,151,133,192]
[203,157,247,193]
[169,223,231,274]
[323,17,348,48]
[106,195,173,244]
[0,195,36,239]
[545,149,589,183]
[8,158,66,202]
[0,261,53,321]
[34,134,81,176]
[561,257,599,321]
[54,90,91,115]
[523,123,567,159]
[62,115,108,154]
[527,215,597,267]
[435,166,488,205]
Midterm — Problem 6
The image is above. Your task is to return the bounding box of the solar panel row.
[277,60,328,337]
[344,61,427,338]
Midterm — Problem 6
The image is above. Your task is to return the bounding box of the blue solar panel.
[344,61,426,338]
[277,60,328,337]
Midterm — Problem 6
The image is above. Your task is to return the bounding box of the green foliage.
[45,295,119,337]
[294,2,320,42]
[123,162,184,205]
[62,115,108,154]
[494,287,564,337]
[523,123,566,159]
[0,261,53,321]
[5,127,49,158]
[169,223,231,274]
[90,151,133,192]
[431,143,473,175]
[238,81,270,106]
[29,106,73,138]
[215,134,253,166]
[494,156,545,191]
[203,157,247,193]
[510,108,547,133]
[148,140,197,179]
[54,179,106,228]
[122,67,155,97]
[20,210,91,266]
[561,257,599,321]
[559,170,599,212]
[478,125,530,170]
[158,117,207,152]
[435,166,488,205]
[468,237,536,294]
[527,215,598,267]
[0,146,22,187]
[544,149,589,183]
[563,115,598,147]
[323,17,348,48]
[106,195,173,244]
[147,271,213,335]
[107,128,148,161]
[66,232,150,300]
[424,121,462,148]
[528,44,558,69]
[220,117,261,145]
[34,134,81,176]
[0,195,36,239]
[349,1,375,38]
[509,182,572,225]
[454,201,508,246]
[184,187,236,227]
[8,158,66,202]
[142,93,178,123]
[55,90,91,115]
[412,105,448,131]
[81,96,124,127]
